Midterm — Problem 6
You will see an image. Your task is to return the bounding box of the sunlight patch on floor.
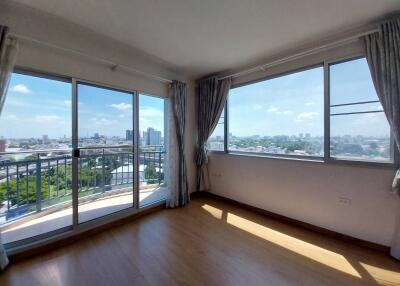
[201,203,362,279]
[360,262,400,285]
[201,204,223,219]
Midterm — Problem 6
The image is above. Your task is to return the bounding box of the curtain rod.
[8,32,174,84]
[217,27,379,81]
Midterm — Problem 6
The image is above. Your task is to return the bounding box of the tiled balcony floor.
[1,186,166,245]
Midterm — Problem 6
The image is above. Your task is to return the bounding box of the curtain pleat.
[364,17,400,260]
[196,77,231,191]
[167,81,189,208]
[0,24,18,272]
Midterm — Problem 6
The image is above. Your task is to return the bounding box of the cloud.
[10,84,32,94]
[267,106,278,112]
[140,107,163,117]
[296,112,318,121]
[110,102,132,110]
[305,102,315,106]
[90,117,117,125]
[266,106,292,116]
[63,100,83,107]
[34,115,62,123]
[251,104,263,110]
[276,110,293,115]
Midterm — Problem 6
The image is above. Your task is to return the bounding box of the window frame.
[2,66,167,252]
[209,55,398,168]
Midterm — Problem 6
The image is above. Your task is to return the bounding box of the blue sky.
[212,58,390,138]
[0,73,165,139]
[0,58,390,140]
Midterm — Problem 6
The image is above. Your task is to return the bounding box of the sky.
[0,58,390,140]
[212,58,390,138]
[0,73,165,139]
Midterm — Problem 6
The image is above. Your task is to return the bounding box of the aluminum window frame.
[211,55,398,168]
[225,63,326,161]
[1,67,167,250]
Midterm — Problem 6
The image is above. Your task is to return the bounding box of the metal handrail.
[0,149,165,221]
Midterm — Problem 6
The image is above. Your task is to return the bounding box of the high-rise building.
[0,139,5,152]
[42,135,49,144]
[94,133,100,139]
[126,130,133,141]
[146,127,161,146]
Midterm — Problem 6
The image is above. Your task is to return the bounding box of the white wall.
[208,41,400,247]
[0,1,198,193]
[0,1,181,97]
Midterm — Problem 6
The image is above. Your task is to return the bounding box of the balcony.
[0,147,166,246]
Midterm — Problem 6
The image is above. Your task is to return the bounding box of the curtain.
[364,17,400,260]
[0,25,18,271]
[196,77,231,191]
[167,81,189,208]
[0,27,18,116]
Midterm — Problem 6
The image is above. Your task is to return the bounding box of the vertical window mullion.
[224,100,228,153]
[324,61,330,162]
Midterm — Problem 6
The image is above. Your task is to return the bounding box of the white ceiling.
[12,0,400,78]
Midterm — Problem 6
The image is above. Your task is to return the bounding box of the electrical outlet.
[338,197,352,206]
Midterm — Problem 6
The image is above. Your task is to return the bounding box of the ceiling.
[12,0,400,78]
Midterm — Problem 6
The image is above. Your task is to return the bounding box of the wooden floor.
[1,196,400,286]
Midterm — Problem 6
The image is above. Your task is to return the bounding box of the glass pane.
[207,107,225,151]
[228,67,324,157]
[207,123,224,151]
[330,112,391,162]
[77,83,133,147]
[330,58,378,105]
[139,94,166,207]
[0,73,72,245]
[77,147,133,223]
[77,83,134,223]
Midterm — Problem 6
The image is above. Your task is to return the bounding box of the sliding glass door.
[0,71,73,246]
[75,83,135,223]
[0,72,167,247]
[138,94,167,207]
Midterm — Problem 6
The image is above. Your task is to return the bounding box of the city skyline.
[0,73,165,139]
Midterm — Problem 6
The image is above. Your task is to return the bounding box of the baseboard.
[191,191,390,254]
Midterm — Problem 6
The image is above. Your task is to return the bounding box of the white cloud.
[110,102,132,110]
[34,115,62,123]
[276,110,293,115]
[305,102,315,106]
[140,107,163,117]
[10,84,32,94]
[267,106,278,113]
[251,104,263,110]
[296,112,318,121]
[64,100,83,107]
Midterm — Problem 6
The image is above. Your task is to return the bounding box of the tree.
[144,164,158,180]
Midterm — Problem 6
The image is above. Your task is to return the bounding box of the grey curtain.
[0,26,18,117]
[167,81,189,208]
[0,24,14,272]
[364,17,400,260]
[196,77,231,191]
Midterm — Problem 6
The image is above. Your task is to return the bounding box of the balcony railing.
[0,147,165,222]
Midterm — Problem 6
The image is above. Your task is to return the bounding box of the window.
[207,107,225,151]
[138,94,167,207]
[214,57,393,165]
[0,70,170,248]
[0,72,73,245]
[329,58,392,163]
[228,66,324,157]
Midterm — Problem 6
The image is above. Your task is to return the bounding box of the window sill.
[208,150,397,169]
